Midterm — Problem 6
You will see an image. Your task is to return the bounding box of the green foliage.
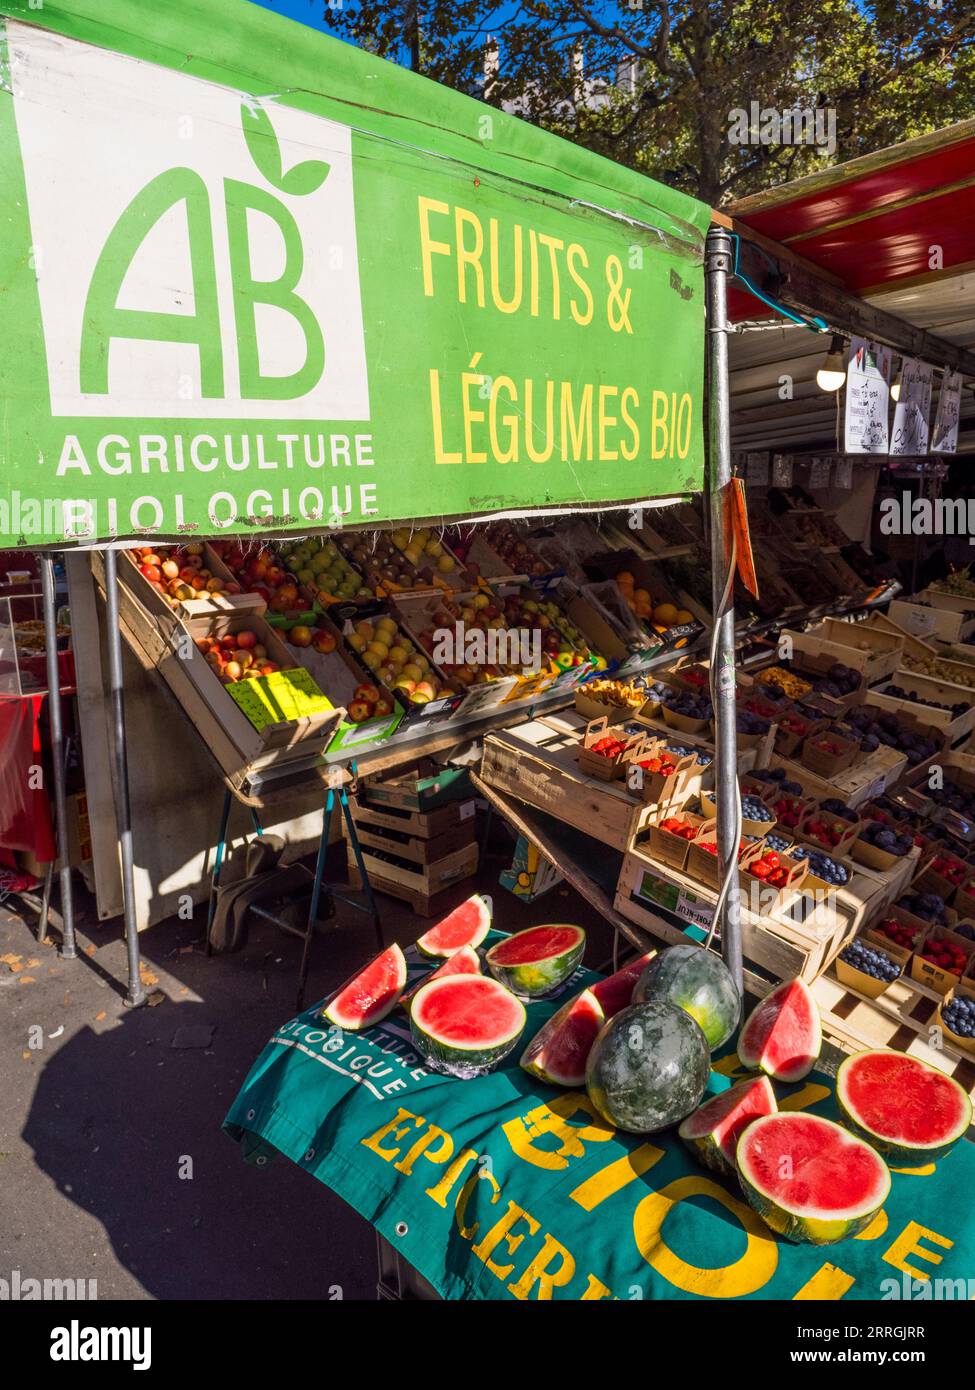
[322,0,975,203]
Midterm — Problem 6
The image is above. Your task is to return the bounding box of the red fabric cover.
[0,694,56,860]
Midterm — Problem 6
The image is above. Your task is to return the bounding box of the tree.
[321,0,975,204]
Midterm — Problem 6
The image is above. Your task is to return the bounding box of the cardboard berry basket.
[868,909,928,958]
[685,818,758,892]
[834,929,908,1000]
[954,878,975,919]
[935,979,975,1056]
[912,851,971,906]
[698,785,776,838]
[659,696,712,736]
[577,716,645,781]
[648,809,707,872]
[849,830,915,874]
[772,711,825,759]
[785,844,855,897]
[624,744,699,811]
[911,923,975,995]
[798,806,862,858]
[738,842,807,914]
[800,730,859,778]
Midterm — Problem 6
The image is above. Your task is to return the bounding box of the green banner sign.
[0,0,708,547]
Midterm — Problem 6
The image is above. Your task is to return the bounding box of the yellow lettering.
[489,217,522,313]
[560,381,593,462]
[882,1221,953,1282]
[598,384,619,462]
[567,243,593,325]
[361,1107,422,1163]
[524,377,555,463]
[425,1147,478,1207]
[454,205,485,308]
[393,1122,454,1177]
[502,1092,614,1171]
[455,1164,501,1241]
[569,1143,664,1211]
[429,369,462,464]
[508,1231,575,1300]
[580,1273,614,1300]
[417,196,451,297]
[650,389,669,459]
[633,1176,778,1299]
[462,355,487,463]
[489,375,519,463]
[777,1082,831,1112]
[793,1263,856,1300]
[676,392,693,459]
[537,232,564,319]
[620,386,640,461]
[472,1200,540,1279]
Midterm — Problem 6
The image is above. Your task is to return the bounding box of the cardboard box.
[835,930,906,999]
[935,978,975,1055]
[911,923,975,995]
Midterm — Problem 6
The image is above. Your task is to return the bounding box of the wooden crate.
[812,968,975,1105]
[784,621,903,685]
[767,743,907,809]
[347,839,479,916]
[349,796,476,865]
[358,759,473,813]
[918,583,975,616]
[863,611,938,663]
[349,794,475,841]
[888,599,975,645]
[118,542,267,622]
[867,671,975,740]
[91,554,343,787]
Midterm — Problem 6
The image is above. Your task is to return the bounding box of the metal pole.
[40,554,76,959]
[103,548,145,1007]
[704,224,743,996]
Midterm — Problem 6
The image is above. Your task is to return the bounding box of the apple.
[348,699,372,723]
[353,683,380,705]
[161,559,180,580]
[236,630,257,650]
[312,630,336,654]
[375,696,394,716]
[224,661,243,681]
[289,625,313,647]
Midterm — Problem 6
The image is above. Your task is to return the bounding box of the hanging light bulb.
[816,334,847,392]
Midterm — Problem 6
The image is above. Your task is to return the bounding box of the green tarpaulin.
[0,0,708,546]
[224,938,975,1301]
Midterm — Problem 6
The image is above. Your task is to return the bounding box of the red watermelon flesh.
[678,1076,777,1175]
[737,977,821,1082]
[323,944,407,1030]
[415,894,491,958]
[590,951,655,1018]
[490,925,583,965]
[837,1050,972,1161]
[412,975,524,1049]
[400,944,481,1012]
[520,989,605,1086]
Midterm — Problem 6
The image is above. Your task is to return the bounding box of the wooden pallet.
[349,795,476,841]
[351,817,476,865]
[347,840,478,917]
[813,968,975,1104]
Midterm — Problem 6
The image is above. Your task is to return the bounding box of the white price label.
[459,800,476,820]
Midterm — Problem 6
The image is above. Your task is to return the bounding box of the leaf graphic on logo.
[241,102,330,196]
[280,160,331,196]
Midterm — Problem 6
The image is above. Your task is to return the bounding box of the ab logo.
[9,20,370,421]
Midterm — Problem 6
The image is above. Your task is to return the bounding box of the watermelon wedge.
[486,924,586,998]
[322,943,407,1030]
[836,1049,973,1166]
[520,988,605,1086]
[678,1076,777,1178]
[738,1112,890,1245]
[415,894,492,958]
[737,977,821,1082]
[590,950,655,1018]
[410,974,526,1076]
[400,944,481,1013]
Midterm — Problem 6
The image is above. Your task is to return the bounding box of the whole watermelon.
[585,1000,710,1134]
[634,944,740,1050]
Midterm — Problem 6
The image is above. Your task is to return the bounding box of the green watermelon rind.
[737,1113,891,1246]
[322,943,407,1031]
[410,976,527,1071]
[415,894,492,959]
[399,945,482,1014]
[520,987,605,1087]
[835,1050,974,1166]
[737,977,822,1082]
[585,999,711,1134]
[634,944,741,1051]
[486,924,586,998]
[678,1075,777,1179]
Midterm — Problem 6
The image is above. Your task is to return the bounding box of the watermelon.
[322,943,407,1030]
[737,977,821,1082]
[836,1049,973,1166]
[738,1112,891,1245]
[410,974,526,1076]
[585,999,710,1134]
[415,894,492,958]
[679,1076,777,1178]
[400,944,481,1013]
[520,989,605,1087]
[486,924,586,998]
[590,950,655,1018]
[634,944,741,1050]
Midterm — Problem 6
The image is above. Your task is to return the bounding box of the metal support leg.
[41,554,76,959]
[705,224,743,998]
[340,788,384,952]
[205,788,233,955]
[103,548,145,1007]
[296,789,335,1012]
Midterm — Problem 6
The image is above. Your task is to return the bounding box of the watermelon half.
[415,894,492,958]
[738,1112,891,1245]
[410,974,526,1076]
[486,924,586,998]
[400,944,482,1013]
[737,977,821,1082]
[836,1049,973,1166]
[678,1076,777,1178]
[322,943,407,1030]
[520,988,605,1087]
[590,950,655,1018]
[634,944,741,1051]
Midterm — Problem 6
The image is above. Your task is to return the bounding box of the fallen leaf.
[85,945,96,956]
[21,1051,31,1061]
[18,976,36,985]
[95,1011,107,1022]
